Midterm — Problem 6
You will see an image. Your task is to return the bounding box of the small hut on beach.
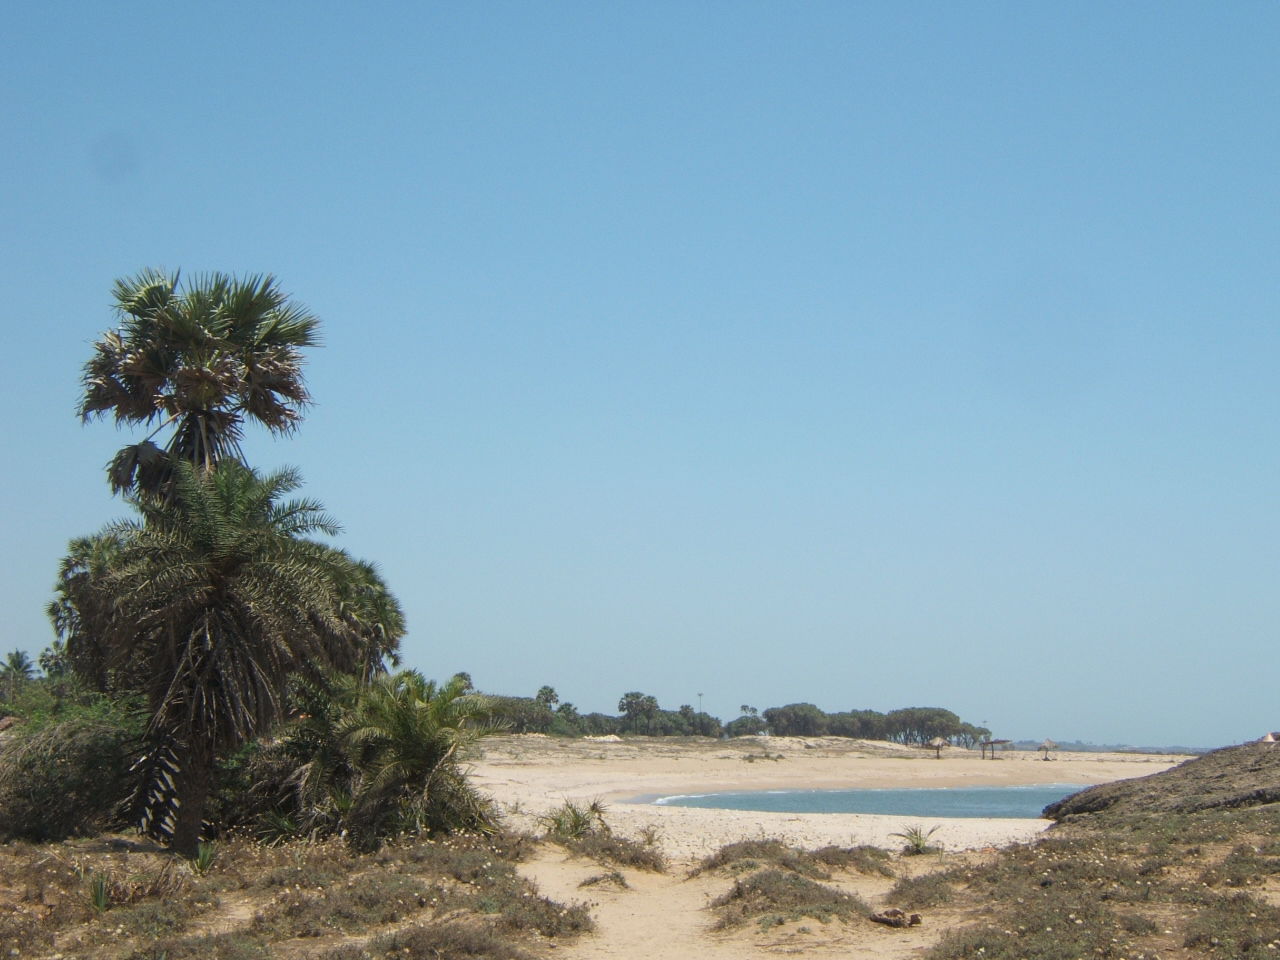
[925,736,949,759]
[1038,739,1058,760]
[980,738,1012,759]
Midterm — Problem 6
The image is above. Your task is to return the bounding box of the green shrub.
[0,703,141,840]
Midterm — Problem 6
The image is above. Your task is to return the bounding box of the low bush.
[561,831,666,872]
[887,871,955,908]
[580,870,628,888]
[365,920,534,959]
[691,838,831,879]
[1182,891,1280,958]
[710,868,869,930]
[539,800,665,871]
[122,932,271,960]
[811,844,894,876]
[251,873,434,938]
[0,704,142,841]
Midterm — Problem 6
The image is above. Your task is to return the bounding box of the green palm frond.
[82,269,321,497]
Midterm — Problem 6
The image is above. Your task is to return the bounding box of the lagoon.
[652,783,1089,819]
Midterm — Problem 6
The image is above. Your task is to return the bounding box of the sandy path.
[520,848,747,960]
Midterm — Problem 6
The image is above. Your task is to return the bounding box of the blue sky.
[4,2,1277,747]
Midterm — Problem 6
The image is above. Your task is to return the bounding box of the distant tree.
[617,691,659,734]
[1,650,35,703]
[827,709,888,740]
[579,712,620,736]
[549,701,583,736]
[691,710,723,738]
[884,707,963,745]
[452,672,474,692]
[725,713,768,737]
[487,696,553,734]
[535,685,559,709]
[762,702,829,737]
[953,722,990,749]
[37,641,69,679]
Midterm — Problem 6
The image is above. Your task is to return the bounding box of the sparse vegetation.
[692,838,839,879]
[886,870,955,907]
[891,823,942,855]
[709,868,870,930]
[538,799,666,871]
[811,843,895,876]
[0,831,592,959]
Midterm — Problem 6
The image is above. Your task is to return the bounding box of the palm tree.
[79,269,320,497]
[52,459,403,855]
[37,640,68,679]
[334,560,405,681]
[48,532,130,692]
[1,650,35,703]
[340,671,500,847]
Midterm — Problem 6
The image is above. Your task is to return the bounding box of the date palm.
[340,671,500,847]
[80,269,319,496]
[53,459,402,855]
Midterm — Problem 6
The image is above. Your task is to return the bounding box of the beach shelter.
[1038,739,1058,760]
[925,736,949,759]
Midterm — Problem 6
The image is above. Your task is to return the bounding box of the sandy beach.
[471,734,1189,861]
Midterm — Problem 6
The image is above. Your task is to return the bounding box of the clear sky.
[3,2,1277,748]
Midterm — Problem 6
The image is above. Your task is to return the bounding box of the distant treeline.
[474,680,991,747]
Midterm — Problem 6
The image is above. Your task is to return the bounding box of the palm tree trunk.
[171,747,213,858]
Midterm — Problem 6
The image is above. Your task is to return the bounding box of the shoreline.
[470,734,1190,861]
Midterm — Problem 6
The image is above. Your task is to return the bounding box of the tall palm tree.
[52,460,403,855]
[79,269,320,497]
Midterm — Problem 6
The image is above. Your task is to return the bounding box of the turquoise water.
[652,784,1089,819]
